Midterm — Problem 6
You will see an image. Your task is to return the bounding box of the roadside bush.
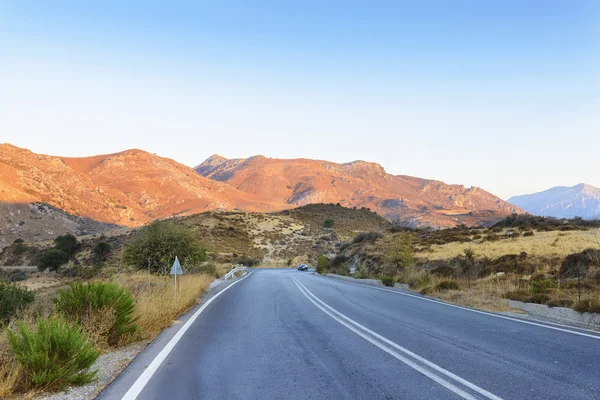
[198,263,219,278]
[573,299,600,313]
[352,231,383,244]
[380,276,395,287]
[6,317,99,390]
[123,221,207,273]
[37,248,69,272]
[350,266,367,279]
[316,254,329,274]
[434,281,460,291]
[0,282,35,323]
[54,282,138,347]
[235,256,260,267]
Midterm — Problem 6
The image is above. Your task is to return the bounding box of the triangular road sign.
[170,256,183,275]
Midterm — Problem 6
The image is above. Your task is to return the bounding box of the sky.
[0,1,598,199]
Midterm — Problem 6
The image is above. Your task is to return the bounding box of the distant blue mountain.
[508,184,600,220]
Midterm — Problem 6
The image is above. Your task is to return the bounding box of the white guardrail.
[222,266,248,281]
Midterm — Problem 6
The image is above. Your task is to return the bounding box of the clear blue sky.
[0,1,598,199]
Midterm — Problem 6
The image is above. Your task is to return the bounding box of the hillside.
[508,184,600,220]
[0,204,391,267]
[196,154,522,227]
[0,202,118,251]
[0,144,285,230]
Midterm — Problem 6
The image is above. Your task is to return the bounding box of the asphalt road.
[99,269,600,400]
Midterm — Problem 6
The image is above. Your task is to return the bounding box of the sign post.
[170,256,184,303]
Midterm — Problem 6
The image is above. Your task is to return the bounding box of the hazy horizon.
[1,1,598,199]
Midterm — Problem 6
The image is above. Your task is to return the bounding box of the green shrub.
[6,317,99,389]
[353,231,383,244]
[573,299,600,313]
[4,269,28,282]
[434,281,460,291]
[37,248,69,272]
[0,282,35,323]
[93,242,111,264]
[380,276,395,287]
[353,266,369,279]
[53,234,79,259]
[124,221,207,273]
[235,256,260,267]
[316,255,329,274]
[54,282,138,347]
[323,219,334,228]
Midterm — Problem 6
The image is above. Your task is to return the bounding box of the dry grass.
[421,229,600,260]
[0,335,24,399]
[399,267,522,312]
[116,273,213,340]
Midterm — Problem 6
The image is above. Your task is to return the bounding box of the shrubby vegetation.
[54,282,138,347]
[6,317,99,390]
[316,254,329,274]
[37,234,81,272]
[0,282,34,323]
[124,221,207,273]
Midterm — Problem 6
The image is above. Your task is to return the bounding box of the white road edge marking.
[290,277,502,400]
[327,277,600,340]
[121,272,254,400]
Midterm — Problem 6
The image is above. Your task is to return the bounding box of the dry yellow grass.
[0,336,24,399]
[399,267,522,312]
[117,273,213,340]
[422,229,600,260]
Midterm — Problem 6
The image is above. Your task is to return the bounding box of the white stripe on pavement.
[326,277,600,340]
[291,277,502,400]
[121,272,254,400]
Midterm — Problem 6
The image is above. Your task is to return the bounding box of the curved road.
[99,269,600,400]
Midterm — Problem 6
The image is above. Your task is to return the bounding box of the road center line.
[121,271,254,400]
[290,277,502,400]
[325,277,600,339]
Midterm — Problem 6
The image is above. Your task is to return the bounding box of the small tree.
[383,232,415,276]
[0,282,35,323]
[560,248,599,301]
[462,248,476,290]
[316,254,329,274]
[123,221,207,274]
[323,219,334,228]
[53,234,79,259]
[93,242,111,264]
[37,249,69,272]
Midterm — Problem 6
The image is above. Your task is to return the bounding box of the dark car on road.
[298,264,308,271]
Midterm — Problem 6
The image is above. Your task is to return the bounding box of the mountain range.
[0,143,523,244]
[508,183,600,220]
